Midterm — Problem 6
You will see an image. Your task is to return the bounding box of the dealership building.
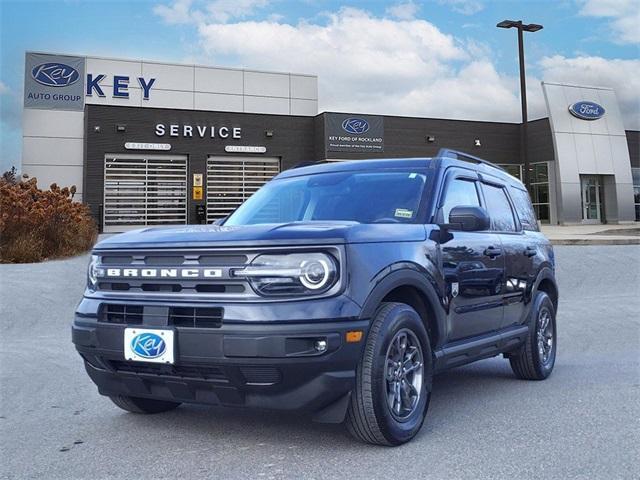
[22,52,639,232]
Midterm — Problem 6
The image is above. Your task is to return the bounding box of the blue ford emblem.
[31,62,80,87]
[131,332,166,359]
[342,118,370,134]
[568,101,605,120]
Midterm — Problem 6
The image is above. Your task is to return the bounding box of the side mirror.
[447,206,490,232]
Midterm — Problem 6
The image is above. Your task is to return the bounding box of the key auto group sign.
[24,53,85,111]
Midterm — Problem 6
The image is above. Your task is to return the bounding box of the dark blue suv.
[73,149,558,445]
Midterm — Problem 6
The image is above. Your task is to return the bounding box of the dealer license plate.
[124,328,175,364]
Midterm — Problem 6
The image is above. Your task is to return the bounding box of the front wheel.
[509,291,557,380]
[345,302,433,446]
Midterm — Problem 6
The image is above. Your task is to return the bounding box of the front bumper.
[72,315,369,423]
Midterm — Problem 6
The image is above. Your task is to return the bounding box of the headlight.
[87,254,101,291]
[234,253,339,296]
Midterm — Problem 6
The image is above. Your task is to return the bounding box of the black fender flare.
[531,265,559,311]
[358,267,447,349]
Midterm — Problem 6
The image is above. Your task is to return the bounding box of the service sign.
[24,53,85,111]
[326,113,384,153]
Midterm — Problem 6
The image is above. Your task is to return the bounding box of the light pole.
[497,20,543,189]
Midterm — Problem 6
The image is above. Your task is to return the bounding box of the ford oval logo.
[568,101,605,120]
[131,332,166,359]
[342,118,370,134]
[31,62,80,87]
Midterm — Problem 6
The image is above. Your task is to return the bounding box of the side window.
[441,178,480,222]
[482,183,517,232]
[509,186,538,231]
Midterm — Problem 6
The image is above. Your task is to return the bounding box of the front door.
[437,171,506,342]
[581,175,602,224]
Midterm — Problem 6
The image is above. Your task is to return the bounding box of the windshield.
[225,168,430,226]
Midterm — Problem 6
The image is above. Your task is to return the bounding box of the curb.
[550,238,640,245]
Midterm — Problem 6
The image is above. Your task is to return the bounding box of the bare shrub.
[0,173,98,263]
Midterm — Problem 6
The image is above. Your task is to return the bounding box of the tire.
[509,291,557,380]
[345,302,433,446]
[109,395,181,414]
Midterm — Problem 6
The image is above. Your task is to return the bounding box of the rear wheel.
[345,302,433,446]
[509,291,557,380]
[109,395,181,414]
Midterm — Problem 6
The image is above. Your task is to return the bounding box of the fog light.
[314,339,327,353]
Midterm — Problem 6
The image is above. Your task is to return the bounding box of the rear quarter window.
[509,186,539,231]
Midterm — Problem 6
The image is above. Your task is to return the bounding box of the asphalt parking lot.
[1,245,639,479]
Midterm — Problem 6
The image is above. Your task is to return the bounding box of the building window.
[633,168,640,221]
[497,164,523,181]
[528,162,550,224]
[206,156,280,222]
[103,154,188,232]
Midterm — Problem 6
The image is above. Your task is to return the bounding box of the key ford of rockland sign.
[326,113,384,153]
[24,52,156,111]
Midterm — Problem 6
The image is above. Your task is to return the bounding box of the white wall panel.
[85,87,143,107]
[574,134,597,174]
[290,75,317,100]
[195,67,243,94]
[543,83,571,133]
[22,109,84,138]
[592,134,614,175]
[86,57,142,86]
[290,98,318,116]
[244,95,289,115]
[142,62,194,91]
[194,92,244,112]
[143,89,194,110]
[23,137,83,166]
[596,89,626,136]
[21,164,83,193]
[244,71,289,98]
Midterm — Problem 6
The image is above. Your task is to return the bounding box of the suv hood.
[94,221,427,250]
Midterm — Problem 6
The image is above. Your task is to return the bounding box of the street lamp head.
[523,23,543,32]
[497,20,519,29]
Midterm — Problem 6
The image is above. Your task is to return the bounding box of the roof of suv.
[276,154,526,189]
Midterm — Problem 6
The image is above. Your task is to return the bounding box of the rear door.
[438,169,506,342]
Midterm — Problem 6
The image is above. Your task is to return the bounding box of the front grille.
[109,360,228,382]
[169,307,223,328]
[95,250,252,299]
[100,304,143,324]
[99,304,224,328]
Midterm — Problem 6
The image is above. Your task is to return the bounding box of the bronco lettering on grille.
[102,268,223,279]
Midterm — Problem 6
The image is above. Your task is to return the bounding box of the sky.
[1,0,639,172]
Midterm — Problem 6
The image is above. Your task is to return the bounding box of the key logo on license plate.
[124,328,175,364]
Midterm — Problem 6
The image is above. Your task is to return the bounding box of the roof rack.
[436,148,507,173]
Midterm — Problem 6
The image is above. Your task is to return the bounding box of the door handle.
[484,246,502,258]
[524,246,537,257]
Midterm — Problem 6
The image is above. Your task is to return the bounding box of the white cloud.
[437,0,484,15]
[578,0,640,44]
[154,0,269,25]
[539,55,640,129]
[0,81,10,95]
[152,3,639,129]
[385,1,420,20]
[193,7,527,122]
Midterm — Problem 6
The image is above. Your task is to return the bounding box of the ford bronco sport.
[73,149,558,445]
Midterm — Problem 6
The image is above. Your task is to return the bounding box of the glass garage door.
[103,154,188,232]
[206,156,280,222]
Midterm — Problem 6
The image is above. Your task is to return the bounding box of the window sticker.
[409,173,417,179]
[394,208,414,219]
